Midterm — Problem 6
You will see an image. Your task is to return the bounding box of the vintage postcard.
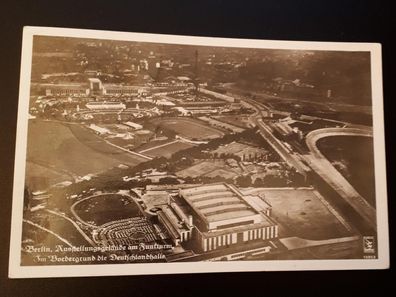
[9,27,389,278]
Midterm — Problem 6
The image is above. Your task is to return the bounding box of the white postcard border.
[9,26,389,278]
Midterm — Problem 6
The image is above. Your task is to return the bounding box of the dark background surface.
[0,0,393,296]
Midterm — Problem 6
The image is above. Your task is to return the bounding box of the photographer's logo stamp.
[363,236,375,254]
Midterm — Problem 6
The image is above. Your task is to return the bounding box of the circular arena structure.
[93,217,160,246]
[71,193,164,247]
[73,108,156,121]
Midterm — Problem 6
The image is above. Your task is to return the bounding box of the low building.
[89,124,109,135]
[134,129,152,143]
[124,121,143,130]
[44,83,89,96]
[155,99,176,107]
[157,202,194,246]
[85,101,126,110]
[103,84,142,96]
[41,78,147,97]
[199,88,235,103]
[88,78,104,95]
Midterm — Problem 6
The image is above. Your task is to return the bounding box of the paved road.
[305,127,373,157]
[235,92,376,230]
[304,127,376,230]
[256,119,310,176]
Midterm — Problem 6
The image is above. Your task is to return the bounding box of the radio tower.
[194,49,199,99]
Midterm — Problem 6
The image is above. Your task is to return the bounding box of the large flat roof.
[40,83,87,88]
[88,78,102,83]
[179,183,262,228]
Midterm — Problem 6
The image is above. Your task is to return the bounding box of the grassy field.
[144,141,194,158]
[318,136,375,207]
[136,138,172,152]
[21,209,101,265]
[73,194,141,226]
[176,159,242,178]
[249,188,351,240]
[26,120,145,189]
[104,137,136,149]
[150,118,224,140]
[214,142,268,159]
[176,160,221,178]
[212,115,252,128]
[204,168,239,179]
[25,161,73,191]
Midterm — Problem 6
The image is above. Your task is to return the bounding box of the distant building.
[89,124,109,135]
[88,78,104,95]
[155,99,176,107]
[134,129,152,143]
[103,84,143,96]
[42,78,146,97]
[177,76,191,82]
[182,106,218,115]
[272,121,294,137]
[85,101,126,110]
[124,121,143,130]
[44,83,89,96]
[84,70,100,76]
[199,88,235,103]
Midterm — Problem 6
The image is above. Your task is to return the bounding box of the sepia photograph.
[8,27,389,277]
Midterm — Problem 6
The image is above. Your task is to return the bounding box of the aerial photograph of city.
[19,34,378,266]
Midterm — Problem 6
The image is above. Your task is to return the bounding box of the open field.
[25,161,73,191]
[198,116,245,133]
[244,188,351,240]
[21,210,99,265]
[176,159,242,178]
[214,141,268,159]
[26,120,145,188]
[104,137,136,148]
[144,141,194,158]
[318,136,375,207]
[212,115,252,128]
[72,194,141,226]
[274,237,361,260]
[150,117,224,140]
[68,124,137,158]
[135,138,172,152]
[22,210,93,248]
[204,168,239,179]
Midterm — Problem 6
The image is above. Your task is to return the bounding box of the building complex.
[157,183,278,253]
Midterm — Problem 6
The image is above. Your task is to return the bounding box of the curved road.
[305,127,373,157]
[236,90,376,231]
[304,127,376,230]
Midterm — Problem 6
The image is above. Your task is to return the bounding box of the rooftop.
[40,83,88,88]
[179,183,265,230]
[158,205,190,239]
[88,78,102,83]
